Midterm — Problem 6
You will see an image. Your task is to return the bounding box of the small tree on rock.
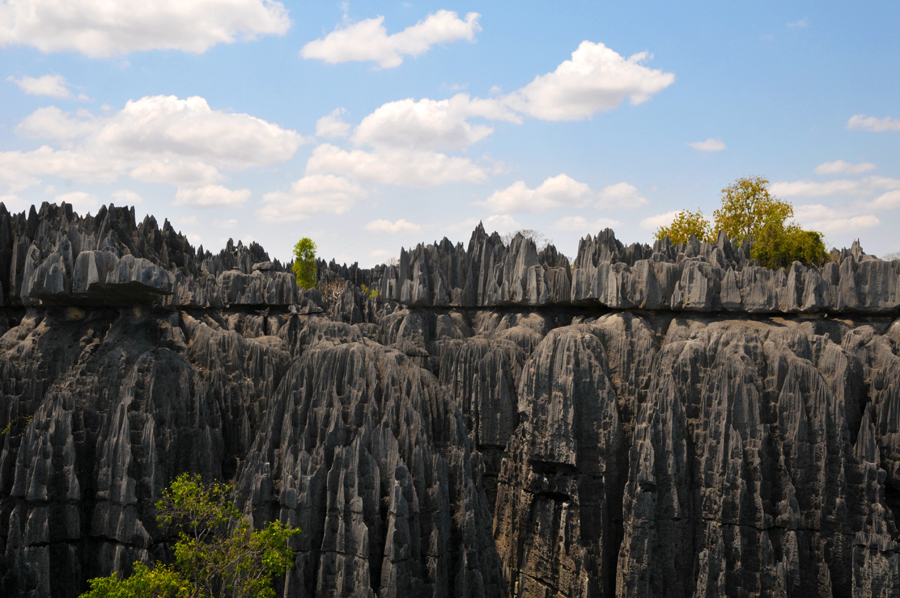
[80,474,299,598]
[292,238,317,290]
[654,176,827,269]
[654,208,714,245]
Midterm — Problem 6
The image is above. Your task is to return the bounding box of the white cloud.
[3,95,305,192]
[771,176,900,198]
[847,114,900,132]
[477,174,594,213]
[0,146,122,191]
[111,189,143,204]
[787,18,809,28]
[814,160,876,175]
[0,0,291,57]
[365,218,421,233]
[212,218,238,228]
[55,191,99,211]
[353,93,520,150]
[316,108,351,138]
[174,185,251,208]
[17,106,100,140]
[552,215,621,231]
[301,10,480,69]
[597,182,648,209]
[7,74,75,98]
[258,174,367,222]
[94,96,307,166]
[688,138,726,152]
[640,210,681,231]
[306,143,488,186]
[0,194,31,213]
[128,159,223,186]
[866,190,900,211]
[504,41,675,121]
[793,204,880,233]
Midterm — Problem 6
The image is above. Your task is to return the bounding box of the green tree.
[80,474,299,598]
[653,176,828,269]
[654,208,714,245]
[712,175,794,244]
[292,238,317,290]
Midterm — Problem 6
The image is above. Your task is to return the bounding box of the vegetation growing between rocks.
[292,237,317,289]
[655,175,828,269]
[80,474,299,598]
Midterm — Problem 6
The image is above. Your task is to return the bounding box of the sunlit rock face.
[1,202,899,598]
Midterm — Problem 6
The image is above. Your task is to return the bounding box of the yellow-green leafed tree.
[654,176,828,269]
[654,208,714,245]
[292,237,317,290]
[713,175,795,244]
[80,474,300,598]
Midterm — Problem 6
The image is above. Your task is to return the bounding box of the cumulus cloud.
[787,18,809,28]
[17,106,100,140]
[640,210,681,231]
[55,191,99,211]
[596,182,648,209]
[111,189,143,205]
[2,95,306,192]
[846,114,900,132]
[94,96,307,166]
[174,185,251,208]
[477,174,594,213]
[306,144,488,186]
[503,41,674,121]
[688,138,726,152]
[814,160,876,175]
[7,74,85,99]
[793,204,880,233]
[258,174,367,222]
[0,0,291,57]
[770,176,900,198]
[0,146,121,191]
[865,190,900,211]
[365,219,421,233]
[552,215,621,232]
[301,10,480,69]
[353,93,520,150]
[316,108,351,138]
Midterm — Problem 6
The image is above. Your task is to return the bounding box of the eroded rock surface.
[2,201,900,598]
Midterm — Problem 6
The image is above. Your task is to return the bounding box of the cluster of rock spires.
[2,201,900,597]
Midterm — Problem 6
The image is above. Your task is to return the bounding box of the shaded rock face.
[3,202,900,598]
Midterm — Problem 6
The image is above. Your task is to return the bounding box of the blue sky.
[2,1,899,265]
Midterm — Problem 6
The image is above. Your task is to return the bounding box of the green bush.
[654,208,714,244]
[292,238,317,290]
[655,176,828,270]
[80,474,299,598]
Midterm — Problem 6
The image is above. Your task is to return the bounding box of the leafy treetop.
[292,237,317,290]
[655,176,828,270]
[80,474,300,598]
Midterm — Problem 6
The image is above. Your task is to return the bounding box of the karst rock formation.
[2,201,900,597]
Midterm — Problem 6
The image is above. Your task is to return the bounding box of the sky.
[2,1,899,266]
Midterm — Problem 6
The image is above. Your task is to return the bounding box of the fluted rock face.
[375,224,900,314]
[491,315,900,598]
[235,318,504,598]
[4,202,900,598]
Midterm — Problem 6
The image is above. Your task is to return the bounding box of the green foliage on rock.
[654,176,828,269]
[80,474,299,598]
[653,208,714,245]
[292,237,317,290]
[713,175,795,245]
